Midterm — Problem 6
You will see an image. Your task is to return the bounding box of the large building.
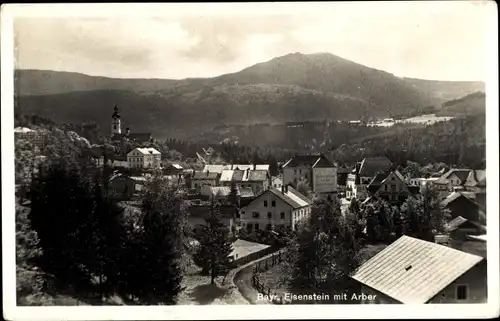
[282,154,337,200]
[127,147,161,169]
[352,235,487,304]
[431,168,473,192]
[110,105,153,145]
[365,170,414,204]
[239,186,313,233]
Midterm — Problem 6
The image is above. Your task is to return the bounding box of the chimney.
[253,164,257,170]
[281,185,285,194]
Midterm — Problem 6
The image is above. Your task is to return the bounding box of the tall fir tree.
[194,204,233,284]
[136,176,187,304]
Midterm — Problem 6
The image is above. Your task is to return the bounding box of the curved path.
[231,250,285,304]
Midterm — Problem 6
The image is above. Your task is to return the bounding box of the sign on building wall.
[313,168,337,193]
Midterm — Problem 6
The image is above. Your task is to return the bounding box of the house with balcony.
[239,185,312,234]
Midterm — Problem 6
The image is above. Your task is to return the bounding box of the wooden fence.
[251,249,289,304]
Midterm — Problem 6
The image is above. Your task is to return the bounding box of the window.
[264,200,268,207]
[247,224,253,232]
[385,185,388,191]
[456,285,468,300]
[267,212,272,219]
[271,200,276,207]
[254,223,259,230]
[280,212,285,219]
[252,212,260,218]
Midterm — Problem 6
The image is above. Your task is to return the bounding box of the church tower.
[111,105,122,135]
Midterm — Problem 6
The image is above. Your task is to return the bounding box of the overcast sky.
[13,1,492,81]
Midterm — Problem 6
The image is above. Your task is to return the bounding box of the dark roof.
[367,172,389,187]
[112,105,120,118]
[337,166,352,174]
[283,154,334,168]
[193,171,219,180]
[464,170,487,187]
[358,157,392,177]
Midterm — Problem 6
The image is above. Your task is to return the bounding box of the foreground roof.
[352,235,483,304]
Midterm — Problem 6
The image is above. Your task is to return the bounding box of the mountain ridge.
[15,52,485,139]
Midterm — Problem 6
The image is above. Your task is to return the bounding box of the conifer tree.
[136,176,187,304]
[194,204,233,284]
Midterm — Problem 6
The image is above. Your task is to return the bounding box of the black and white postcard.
[2,2,499,320]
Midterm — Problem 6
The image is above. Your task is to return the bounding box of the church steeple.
[111,105,122,134]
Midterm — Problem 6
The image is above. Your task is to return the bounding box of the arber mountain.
[15,52,484,139]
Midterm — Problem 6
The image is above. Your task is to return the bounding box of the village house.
[282,153,337,200]
[14,127,49,149]
[441,191,486,225]
[127,147,162,169]
[239,185,312,234]
[191,170,219,192]
[351,235,487,304]
[164,163,183,175]
[365,170,414,204]
[463,169,486,208]
[432,168,473,192]
[271,176,283,190]
[219,168,270,195]
[346,157,392,200]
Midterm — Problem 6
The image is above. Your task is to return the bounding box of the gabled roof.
[247,187,312,210]
[203,164,230,174]
[358,157,392,177]
[352,235,484,304]
[283,154,334,168]
[464,170,487,187]
[238,187,255,198]
[193,171,219,180]
[441,191,479,207]
[128,147,161,155]
[368,172,389,187]
[436,168,472,184]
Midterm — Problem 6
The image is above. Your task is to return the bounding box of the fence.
[251,249,289,304]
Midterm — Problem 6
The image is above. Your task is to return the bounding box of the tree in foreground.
[400,186,450,241]
[133,176,187,304]
[290,199,361,292]
[194,204,233,284]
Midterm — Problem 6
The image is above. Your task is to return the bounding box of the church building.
[110,105,153,145]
